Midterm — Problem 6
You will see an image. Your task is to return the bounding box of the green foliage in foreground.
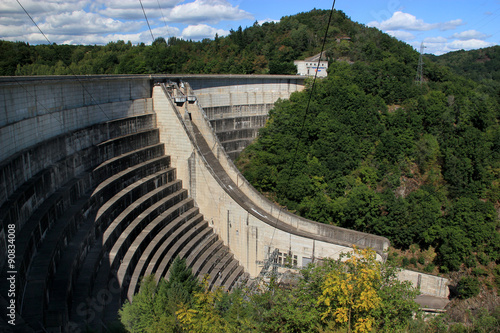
[119,257,201,332]
[120,250,421,332]
[120,253,500,332]
[236,55,500,272]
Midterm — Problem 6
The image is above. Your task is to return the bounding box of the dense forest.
[0,10,408,76]
[2,8,500,331]
[428,45,500,84]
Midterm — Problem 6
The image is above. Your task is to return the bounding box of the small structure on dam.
[0,75,447,332]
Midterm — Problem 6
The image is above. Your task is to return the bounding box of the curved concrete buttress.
[154,83,390,279]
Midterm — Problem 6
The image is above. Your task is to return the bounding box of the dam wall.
[0,76,152,163]
[0,76,153,263]
[0,75,449,331]
[187,75,305,159]
[0,75,308,331]
[155,83,390,279]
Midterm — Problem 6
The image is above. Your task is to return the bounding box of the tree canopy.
[1,9,418,76]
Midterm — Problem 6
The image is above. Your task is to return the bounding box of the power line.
[156,0,175,44]
[266,0,337,265]
[157,0,167,26]
[14,1,113,119]
[16,0,51,44]
[139,0,155,42]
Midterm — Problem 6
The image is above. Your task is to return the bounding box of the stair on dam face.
[121,206,203,299]
[20,191,94,331]
[0,174,92,313]
[66,150,247,331]
[0,114,161,331]
[1,108,249,332]
[149,212,205,282]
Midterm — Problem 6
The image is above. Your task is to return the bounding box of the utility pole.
[415,42,426,85]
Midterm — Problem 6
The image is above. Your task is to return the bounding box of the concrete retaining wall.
[0,76,152,162]
[398,269,449,298]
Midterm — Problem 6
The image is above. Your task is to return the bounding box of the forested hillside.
[428,45,500,84]
[3,8,500,330]
[1,9,412,76]
[228,14,500,278]
[238,59,499,271]
[428,45,500,106]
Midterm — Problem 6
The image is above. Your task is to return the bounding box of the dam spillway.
[0,75,445,332]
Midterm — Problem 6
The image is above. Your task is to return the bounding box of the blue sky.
[1,0,499,55]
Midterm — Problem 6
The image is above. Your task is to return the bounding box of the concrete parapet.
[398,269,449,298]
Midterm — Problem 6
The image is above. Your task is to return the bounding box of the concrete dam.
[0,75,447,332]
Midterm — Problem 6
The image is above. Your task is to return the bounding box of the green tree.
[317,247,420,333]
[119,257,201,332]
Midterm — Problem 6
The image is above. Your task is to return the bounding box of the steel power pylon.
[415,42,426,84]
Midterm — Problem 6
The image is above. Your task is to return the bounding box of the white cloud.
[414,36,495,55]
[166,0,253,24]
[0,0,90,26]
[0,0,88,15]
[151,25,181,39]
[415,38,446,55]
[450,29,488,40]
[368,11,464,32]
[423,36,448,44]
[368,11,434,31]
[95,0,182,20]
[438,19,464,31]
[181,24,228,40]
[386,30,415,41]
[40,10,142,35]
[257,18,279,25]
[448,39,494,50]
[0,24,35,39]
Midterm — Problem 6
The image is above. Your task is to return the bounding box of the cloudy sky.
[1,0,499,55]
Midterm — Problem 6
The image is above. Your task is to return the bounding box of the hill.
[428,45,500,83]
[2,5,499,286]
[0,9,415,77]
[233,13,500,280]
[428,45,500,105]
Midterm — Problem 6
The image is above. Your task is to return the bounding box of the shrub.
[410,257,417,266]
[493,266,500,289]
[409,244,419,254]
[418,256,425,265]
[457,276,480,299]
[424,264,435,273]
[402,257,410,267]
[464,256,477,269]
[477,252,490,266]
[472,267,488,277]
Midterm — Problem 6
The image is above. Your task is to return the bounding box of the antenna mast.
[415,42,426,85]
